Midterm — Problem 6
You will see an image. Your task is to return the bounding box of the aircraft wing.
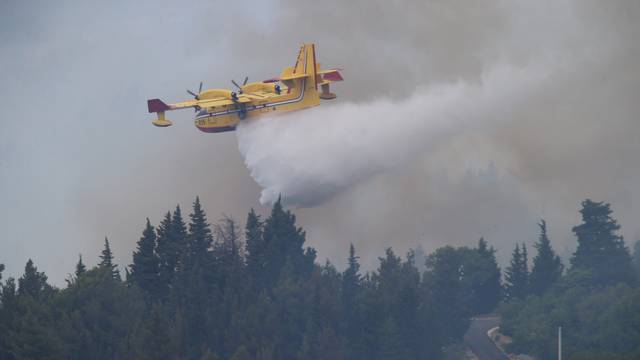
[148,97,236,113]
[240,92,280,101]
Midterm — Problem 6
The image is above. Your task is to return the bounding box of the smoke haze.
[1,0,640,282]
[237,61,553,207]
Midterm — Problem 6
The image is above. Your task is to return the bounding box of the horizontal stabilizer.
[320,69,343,82]
[147,99,170,113]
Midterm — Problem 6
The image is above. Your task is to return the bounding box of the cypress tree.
[504,243,529,301]
[529,220,563,295]
[130,218,161,298]
[99,237,121,281]
[570,199,635,286]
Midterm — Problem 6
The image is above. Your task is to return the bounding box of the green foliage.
[18,196,640,359]
[471,238,502,313]
[262,197,315,286]
[424,240,502,321]
[631,239,640,281]
[75,255,86,279]
[0,195,467,359]
[503,243,529,301]
[156,206,188,301]
[130,218,161,299]
[501,281,640,359]
[570,199,635,286]
[501,199,640,359]
[245,208,266,287]
[99,238,121,281]
[424,246,473,341]
[529,220,563,295]
[130,305,176,360]
[18,259,54,300]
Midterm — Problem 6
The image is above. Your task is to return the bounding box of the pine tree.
[156,210,173,289]
[99,237,121,281]
[214,215,242,269]
[133,305,175,360]
[477,237,490,256]
[472,237,502,313]
[157,205,190,292]
[522,243,529,280]
[187,197,213,264]
[213,215,244,295]
[570,199,635,286]
[504,243,529,301]
[130,218,161,298]
[343,244,361,296]
[342,244,361,313]
[633,240,640,279]
[529,220,563,295]
[342,244,362,358]
[245,208,265,284]
[17,259,51,299]
[75,254,87,279]
[262,197,313,285]
[171,206,188,264]
[173,196,217,359]
[424,246,471,342]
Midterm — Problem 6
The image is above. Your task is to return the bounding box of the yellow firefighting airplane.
[147,43,343,133]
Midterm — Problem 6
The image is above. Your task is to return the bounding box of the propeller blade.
[187,90,198,98]
[198,81,203,93]
[243,76,248,85]
[231,80,241,90]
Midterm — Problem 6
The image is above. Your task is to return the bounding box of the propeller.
[187,82,203,112]
[187,82,203,99]
[231,76,249,93]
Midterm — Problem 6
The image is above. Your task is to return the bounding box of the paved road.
[464,316,509,360]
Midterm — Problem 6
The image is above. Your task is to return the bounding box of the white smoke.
[237,60,554,207]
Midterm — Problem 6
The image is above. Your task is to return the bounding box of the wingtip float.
[147,43,343,133]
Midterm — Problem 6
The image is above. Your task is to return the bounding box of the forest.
[499,200,640,360]
[0,198,639,359]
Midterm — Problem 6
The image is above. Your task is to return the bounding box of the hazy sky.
[1,0,639,285]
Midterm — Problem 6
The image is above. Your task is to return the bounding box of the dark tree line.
[2,197,636,359]
[0,197,502,360]
[500,199,640,359]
